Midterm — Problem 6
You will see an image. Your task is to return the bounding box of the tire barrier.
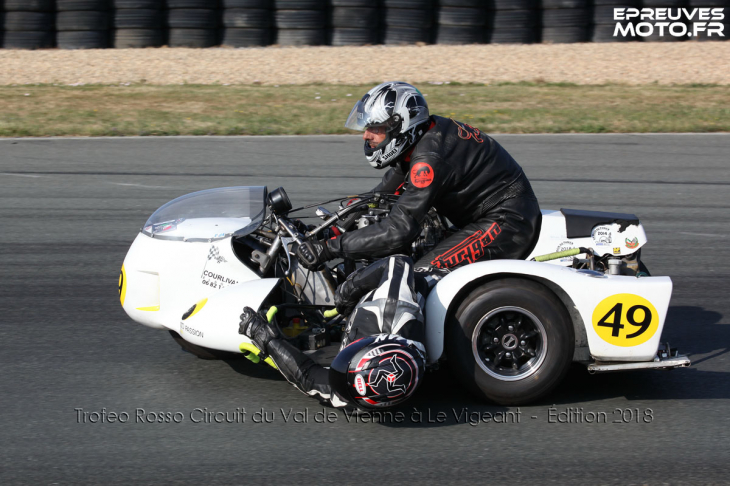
[1,0,728,48]
[166,0,218,48]
[541,0,590,43]
[55,0,110,49]
[2,0,55,49]
[436,3,487,45]
[274,0,326,46]
[221,0,271,47]
[383,0,434,45]
[488,2,539,45]
[591,0,640,42]
[330,4,378,46]
[112,0,165,48]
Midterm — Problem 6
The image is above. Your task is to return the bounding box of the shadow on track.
[218,305,727,427]
[543,305,728,405]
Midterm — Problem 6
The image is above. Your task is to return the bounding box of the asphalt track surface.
[1,134,729,485]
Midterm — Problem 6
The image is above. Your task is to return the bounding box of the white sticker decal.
[354,374,367,396]
[592,225,613,246]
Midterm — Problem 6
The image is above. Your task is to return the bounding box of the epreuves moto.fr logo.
[613,8,725,38]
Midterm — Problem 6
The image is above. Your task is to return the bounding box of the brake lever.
[280,237,295,276]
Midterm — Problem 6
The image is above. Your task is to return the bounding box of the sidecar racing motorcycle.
[119,186,690,405]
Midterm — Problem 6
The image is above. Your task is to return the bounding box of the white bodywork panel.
[177,278,279,353]
[121,207,669,367]
[526,209,647,262]
[121,233,259,330]
[424,260,672,364]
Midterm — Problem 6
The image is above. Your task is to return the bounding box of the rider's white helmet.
[345,81,430,169]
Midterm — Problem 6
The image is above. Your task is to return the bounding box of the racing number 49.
[596,302,652,339]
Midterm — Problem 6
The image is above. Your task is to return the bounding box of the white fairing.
[527,209,648,262]
[177,278,280,353]
[121,233,260,330]
[424,260,672,364]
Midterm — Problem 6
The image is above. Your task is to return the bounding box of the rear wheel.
[446,278,574,405]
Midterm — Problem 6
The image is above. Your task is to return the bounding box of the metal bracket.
[586,343,691,374]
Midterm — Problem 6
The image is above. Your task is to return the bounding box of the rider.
[295,81,541,278]
[241,82,542,410]
[239,255,426,410]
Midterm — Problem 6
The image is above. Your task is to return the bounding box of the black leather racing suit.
[243,256,425,408]
[326,115,542,272]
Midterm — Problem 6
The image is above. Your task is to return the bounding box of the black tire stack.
[112,0,165,48]
[436,0,487,45]
[274,0,327,46]
[540,0,590,43]
[486,0,539,44]
[382,0,435,45]
[641,0,687,41]
[56,0,111,49]
[688,0,729,41]
[591,0,641,42]
[329,0,379,46]
[221,0,272,47]
[2,0,55,49]
[166,0,219,47]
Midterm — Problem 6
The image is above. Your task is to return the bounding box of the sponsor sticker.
[180,322,204,339]
[200,245,237,290]
[592,294,659,347]
[410,162,434,188]
[592,225,613,246]
[613,247,621,255]
[146,218,185,235]
[556,240,575,262]
[625,237,639,249]
[354,374,367,396]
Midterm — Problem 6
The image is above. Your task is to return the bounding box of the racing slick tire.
[169,331,245,360]
[446,278,573,405]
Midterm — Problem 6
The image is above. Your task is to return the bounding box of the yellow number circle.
[119,265,127,307]
[592,294,659,347]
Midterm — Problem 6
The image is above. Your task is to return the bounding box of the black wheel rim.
[471,306,548,381]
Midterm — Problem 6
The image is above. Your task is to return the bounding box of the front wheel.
[446,278,574,405]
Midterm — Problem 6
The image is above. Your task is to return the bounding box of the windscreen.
[142,186,266,241]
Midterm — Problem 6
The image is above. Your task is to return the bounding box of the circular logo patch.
[410,162,434,188]
[591,294,659,347]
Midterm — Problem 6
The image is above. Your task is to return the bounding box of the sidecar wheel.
[169,331,246,360]
[446,278,574,405]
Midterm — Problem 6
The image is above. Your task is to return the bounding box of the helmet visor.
[344,100,369,131]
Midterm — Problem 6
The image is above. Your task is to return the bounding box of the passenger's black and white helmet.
[329,334,426,410]
[345,81,430,169]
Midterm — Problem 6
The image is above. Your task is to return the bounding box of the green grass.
[1,82,728,137]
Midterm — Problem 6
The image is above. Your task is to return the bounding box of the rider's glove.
[295,239,335,272]
[293,219,340,240]
[239,306,280,355]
